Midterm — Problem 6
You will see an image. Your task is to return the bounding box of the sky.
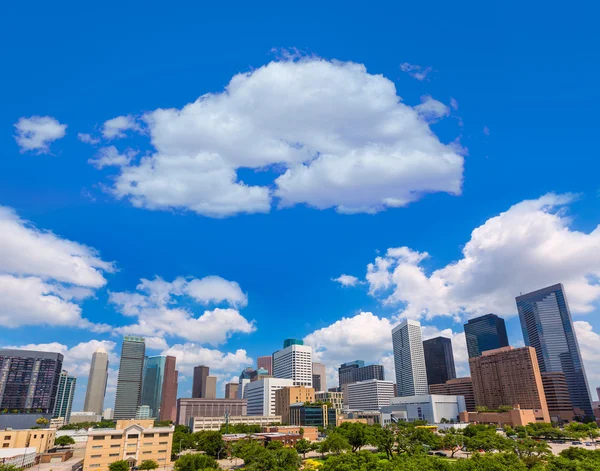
[1,1,599,412]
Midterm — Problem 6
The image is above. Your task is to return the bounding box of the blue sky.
[1,1,599,410]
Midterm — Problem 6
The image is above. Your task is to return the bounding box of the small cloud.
[415,96,450,123]
[14,116,67,153]
[332,274,361,287]
[450,98,459,110]
[400,62,434,81]
[483,126,490,136]
[78,133,100,145]
[88,146,138,169]
[102,115,141,139]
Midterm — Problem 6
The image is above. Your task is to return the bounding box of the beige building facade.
[274,386,314,425]
[83,420,173,471]
[1,429,56,453]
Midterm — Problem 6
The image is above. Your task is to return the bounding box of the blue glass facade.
[141,355,167,418]
[464,313,509,358]
[516,284,593,417]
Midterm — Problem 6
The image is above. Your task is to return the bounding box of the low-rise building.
[429,377,476,412]
[83,420,173,471]
[339,411,380,425]
[380,394,466,426]
[262,426,318,441]
[176,398,247,425]
[289,403,337,428]
[314,391,343,413]
[69,412,102,424]
[459,408,540,427]
[189,415,281,432]
[0,429,56,454]
[56,429,89,443]
[346,380,395,411]
[222,433,301,447]
[50,417,65,429]
[0,447,36,468]
[274,386,314,424]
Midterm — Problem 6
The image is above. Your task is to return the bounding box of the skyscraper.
[469,346,550,422]
[516,284,593,417]
[312,362,327,392]
[0,349,63,413]
[423,337,456,386]
[53,371,76,423]
[140,355,178,420]
[257,356,273,375]
[192,365,210,398]
[338,361,384,386]
[273,339,312,386]
[205,375,217,399]
[392,320,428,397]
[464,314,509,358]
[84,347,109,415]
[225,383,239,399]
[114,336,146,420]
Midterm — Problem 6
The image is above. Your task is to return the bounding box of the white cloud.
[93,58,463,217]
[364,193,600,320]
[102,115,141,139]
[161,343,253,374]
[450,98,459,110]
[573,321,600,396]
[88,146,137,169]
[78,133,100,145]
[0,206,114,330]
[400,62,433,81]
[109,275,254,344]
[414,96,450,123]
[14,116,67,153]
[332,274,360,287]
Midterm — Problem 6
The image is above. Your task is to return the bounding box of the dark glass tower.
[423,337,457,386]
[0,349,63,413]
[114,336,146,420]
[338,361,384,386]
[516,283,593,417]
[464,313,509,358]
[192,365,210,398]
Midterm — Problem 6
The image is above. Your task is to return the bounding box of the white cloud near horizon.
[89,146,137,169]
[399,62,433,81]
[91,57,463,217]
[332,274,361,287]
[101,115,141,139]
[14,116,67,153]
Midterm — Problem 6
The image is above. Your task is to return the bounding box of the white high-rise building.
[245,378,294,416]
[273,339,312,386]
[392,320,429,396]
[84,347,109,415]
[347,379,395,411]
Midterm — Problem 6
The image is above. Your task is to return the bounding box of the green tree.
[174,453,220,471]
[323,433,351,455]
[154,420,172,427]
[320,450,380,471]
[337,422,369,452]
[108,461,130,471]
[54,435,76,447]
[138,460,159,470]
[35,417,49,426]
[441,431,464,458]
[294,438,312,458]
[195,431,225,458]
[369,425,395,460]
[0,465,20,471]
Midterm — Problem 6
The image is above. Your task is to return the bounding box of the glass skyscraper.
[141,356,167,419]
[464,313,509,358]
[423,336,456,386]
[338,361,384,386]
[114,336,146,420]
[516,283,593,417]
[53,370,76,423]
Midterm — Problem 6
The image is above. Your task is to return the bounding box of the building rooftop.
[0,447,36,458]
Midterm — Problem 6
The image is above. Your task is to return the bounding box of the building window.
[92,446,103,449]
[2,444,8,448]
[158,459,165,462]
[33,435,37,439]
[89,464,101,468]
[158,433,169,437]
[143,433,154,438]
[93,436,105,441]
[158,450,166,453]
[41,435,44,438]
[111,435,121,440]
[109,454,119,457]
[91,455,102,458]
[142,451,151,454]
[126,452,136,456]
[159,442,168,445]
[111,444,120,448]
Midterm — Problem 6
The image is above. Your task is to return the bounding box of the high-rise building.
[469,346,550,422]
[192,365,210,398]
[312,363,327,392]
[103,408,113,420]
[225,383,239,399]
[338,361,384,387]
[257,356,273,375]
[392,320,428,396]
[140,355,178,421]
[273,339,312,386]
[464,314,509,359]
[275,386,315,424]
[53,371,76,423]
[84,347,109,415]
[205,375,217,399]
[346,380,395,411]
[114,336,146,420]
[541,372,574,423]
[237,367,254,399]
[249,368,271,382]
[0,349,64,413]
[423,337,456,386]
[516,284,593,417]
[245,378,294,416]
[429,377,476,412]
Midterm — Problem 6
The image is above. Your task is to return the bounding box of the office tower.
[273,339,313,386]
[245,378,294,416]
[464,314,509,358]
[176,398,247,425]
[225,383,239,399]
[0,349,63,413]
[429,377,476,412]
[338,361,384,386]
[541,372,574,423]
[516,284,593,417]
[469,346,550,422]
[113,336,146,420]
[192,365,210,398]
[84,347,109,415]
[423,337,456,386]
[275,386,315,424]
[205,375,217,399]
[312,362,326,392]
[237,367,254,399]
[257,356,273,375]
[249,368,271,382]
[346,380,395,411]
[140,355,178,421]
[53,371,76,423]
[392,320,428,396]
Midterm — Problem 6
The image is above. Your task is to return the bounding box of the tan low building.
[83,420,173,471]
[262,426,318,441]
[274,386,314,425]
[1,429,56,453]
[459,408,539,427]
